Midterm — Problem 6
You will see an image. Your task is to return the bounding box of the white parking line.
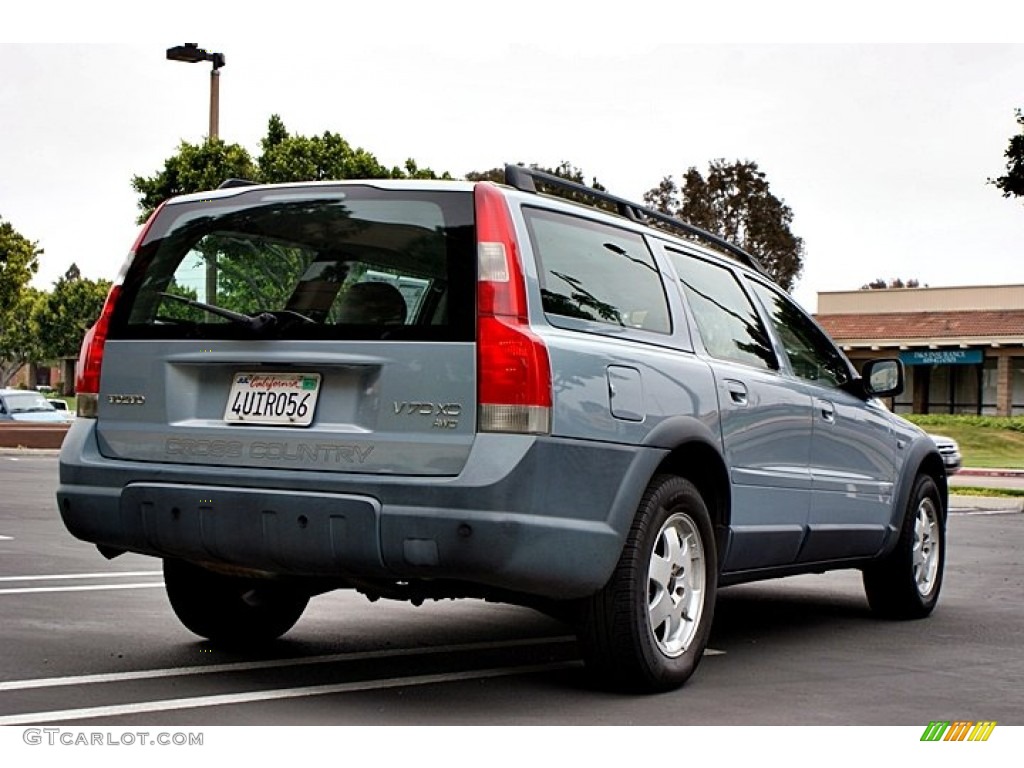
[0,583,164,595]
[0,535,11,541]
[0,570,161,582]
[0,636,578,692]
[0,661,581,725]
[958,509,1022,516]
[0,570,164,595]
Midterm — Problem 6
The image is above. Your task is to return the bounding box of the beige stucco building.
[816,284,1024,416]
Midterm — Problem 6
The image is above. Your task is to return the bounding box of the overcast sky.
[3,8,1023,313]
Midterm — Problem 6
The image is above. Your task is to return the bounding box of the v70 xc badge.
[393,402,462,429]
[393,402,462,417]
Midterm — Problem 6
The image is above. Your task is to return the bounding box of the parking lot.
[1,452,1022,729]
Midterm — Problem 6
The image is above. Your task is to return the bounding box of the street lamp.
[166,43,226,141]
[166,43,226,305]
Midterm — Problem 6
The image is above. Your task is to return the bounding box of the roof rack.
[502,164,768,276]
[218,178,258,189]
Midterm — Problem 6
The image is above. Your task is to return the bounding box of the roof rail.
[218,178,258,189]
[502,164,768,276]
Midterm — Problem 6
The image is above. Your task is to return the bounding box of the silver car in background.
[929,434,962,475]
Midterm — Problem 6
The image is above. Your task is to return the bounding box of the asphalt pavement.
[1,452,1022,730]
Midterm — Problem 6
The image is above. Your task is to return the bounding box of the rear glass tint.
[523,207,671,334]
[111,186,475,341]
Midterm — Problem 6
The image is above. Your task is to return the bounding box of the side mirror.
[861,359,904,398]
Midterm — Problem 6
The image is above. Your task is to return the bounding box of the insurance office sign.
[899,349,984,366]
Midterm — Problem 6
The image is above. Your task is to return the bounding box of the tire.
[862,474,945,619]
[163,559,309,645]
[577,475,718,692]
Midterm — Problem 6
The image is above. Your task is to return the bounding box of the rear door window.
[112,187,475,341]
[523,207,672,335]
[667,249,777,371]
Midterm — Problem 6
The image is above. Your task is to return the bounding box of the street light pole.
[209,64,219,141]
[166,43,226,141]
[166,44,226,305]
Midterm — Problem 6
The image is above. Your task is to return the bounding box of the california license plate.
[224,372,321,426]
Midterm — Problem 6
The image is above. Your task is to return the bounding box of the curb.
[0,423,70,450]
[957,468,1024,477]
[948,494,1024,513]
[0,447,61,456]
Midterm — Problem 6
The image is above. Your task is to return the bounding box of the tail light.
[75,205,164,418]
[74,285,120,418]
[474,183,552,434]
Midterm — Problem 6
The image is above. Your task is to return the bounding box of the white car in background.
[0,389,71,423]
[47,398,76,420]
[929,434,962,475]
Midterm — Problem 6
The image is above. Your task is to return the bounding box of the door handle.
[816,398,835,423]
[724,379,748,406]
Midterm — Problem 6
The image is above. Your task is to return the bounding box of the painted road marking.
[0,583,164,595]
[959,509,1022,516]
[0,636,719,694]
[0,662,581,725]
[0,628,726,723]
[0,570,161,582]
[0,570,164,595]
[0,535,11,541]
[0,636,578,692]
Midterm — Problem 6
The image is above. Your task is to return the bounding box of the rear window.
[110,186,475,341]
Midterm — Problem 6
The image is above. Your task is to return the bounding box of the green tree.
[0,216,41,319]
[132,116,450,315]
[132,139,258,223]
[644,159,805,291]
[258,115,392,183]
[133,115,450,222]
[0,216,42,385]
[258,115,449,183]
[0,287,44,387]
[34,264,112,361]
[990,108,1024,199]
[861,278,922,289]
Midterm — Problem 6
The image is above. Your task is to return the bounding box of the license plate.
[224,372,321,426]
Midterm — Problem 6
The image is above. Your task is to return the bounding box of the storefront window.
[928,366,951,412]
[981,358,999,415]
[1012,357,1024,416]
[952,365,982,414]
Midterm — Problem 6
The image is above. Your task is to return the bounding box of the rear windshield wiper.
[157,293,317,332]
[158,292,279,332]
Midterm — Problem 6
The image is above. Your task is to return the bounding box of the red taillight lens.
[74,204,164,418]
[474,182,551,434]
[74,285,120,400]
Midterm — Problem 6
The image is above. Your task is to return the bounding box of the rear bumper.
[57,420,665,599]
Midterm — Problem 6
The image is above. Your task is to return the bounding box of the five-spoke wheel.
[577,475,717,692]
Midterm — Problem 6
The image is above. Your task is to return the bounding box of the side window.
[523,208,671,334]
[748,280,851,388]
[668,250,777,370]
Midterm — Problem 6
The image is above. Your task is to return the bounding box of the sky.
[3,6,1024,313]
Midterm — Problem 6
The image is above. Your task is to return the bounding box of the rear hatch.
[97,182,478,476]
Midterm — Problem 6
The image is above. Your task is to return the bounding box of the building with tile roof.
[816,284,1024,415]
